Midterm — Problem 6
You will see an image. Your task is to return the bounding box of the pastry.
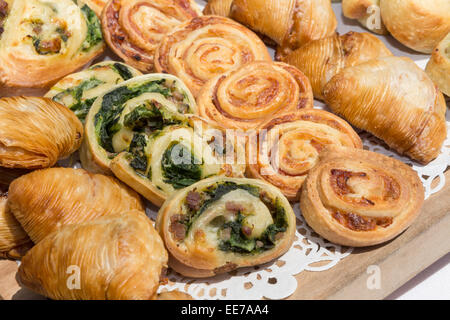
[380,0,450,53]
[426,32,450,97]
[83,74,197,174]
[45,61,142,122]
[102,0,201,73]
[196,61,314,131]
[154,16,271,97]
[79,0,108,17]
[204,0,337,57]
[110,117,245,207]
[323,57,447,164]
[247,110,363,201]
[156,176,296,278]
[18,210,168,300]
[342,0,387,35]
[0,0,104,88]
[300,146,425,247]
[155,291,194,300]
[0,97,83,169]
[8,167,144,244]
[280,32,392,99]
[0,189,32,259]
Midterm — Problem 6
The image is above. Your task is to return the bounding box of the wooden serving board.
[1,170,449,300]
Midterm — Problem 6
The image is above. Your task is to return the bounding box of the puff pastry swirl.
[280,32,392,99]
[154,16,271,97]
[380,0,450,54]
[300,146,425,247]
[197,61,314,131]
[83,74,197,174]
[156,177,296,278]
[0,0,104,88]
[8,167,144,244]
[247,110,363,201]
[0,97,83,169]
[102,0,201,73]
[323,57,447,164]
[45,61,142,122]
[18,210,168,300]
[426,32,450,97]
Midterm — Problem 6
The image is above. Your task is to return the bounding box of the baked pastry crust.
[83,73,197,175]
[154,16,271,97]
[280,32,392,99]
[380,0,450,53]
[18,210,168,300]
[426,32,450,97]
[197,61,313,131]
[79,0,108,17]
[204,0,233,17]
[101,0,201,73]
[247,110,363,201]
[0,0,104,88]
[300,146,425,247]
[0,192,32,260]
[8,167,144,243]
[156,176,296,278]
[228,0,337,56]
[0,97,83,169]
[323,57,447,164]
[110,117,245,207]
[342,0,387,35]
[45,61,142,122]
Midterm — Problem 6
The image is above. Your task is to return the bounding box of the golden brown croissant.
[342,0,388,35]
[197,61,314,131]
[280,32,392,99]
[247,110,363,201]
[380,0,450,53]
[0,0,104,88]
[18,210,168,300]
[204,0,233,16]
[8,167,144,244]
[300,146,425,247]
[154,16,271,97]
[426,32,450,97]
[0,97,83,169]
[156,176,296,278]
[323,57,447,164]
[0,190,32,260]
[102,0,201,72]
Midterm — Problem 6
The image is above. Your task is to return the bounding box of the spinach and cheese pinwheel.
[0,0,104,89]
[156,177,296,278]
[83,74,197,175]
[111,117,245,206]
[45,61,142,122]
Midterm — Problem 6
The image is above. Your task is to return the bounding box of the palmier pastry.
[247,110,363,201]
[204,0,337,57]
[380,0,450,53]
[426,32,450,97]
[79,0,108,17]
[102,0,201,73]
[0,0,104,88]
[0,190,32,260]
[197,61,313,131]
[83,74,197,174]
[156,177,296,278]
[18,210,168,300]
[8,167,144,244]
[110,117,245,207]
[323,57,447,164]
[280,32,392,99]
[154,16,271,97]
[342,0,388,35]
[0,97,83,169]
[45,61,142,122]
[300,146,425,247]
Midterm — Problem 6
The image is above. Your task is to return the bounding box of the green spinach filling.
[111,63,134,80]
[53,77,104,121]
[162,142,202,189]
[128,133,148,174]
[80,4,102,52]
